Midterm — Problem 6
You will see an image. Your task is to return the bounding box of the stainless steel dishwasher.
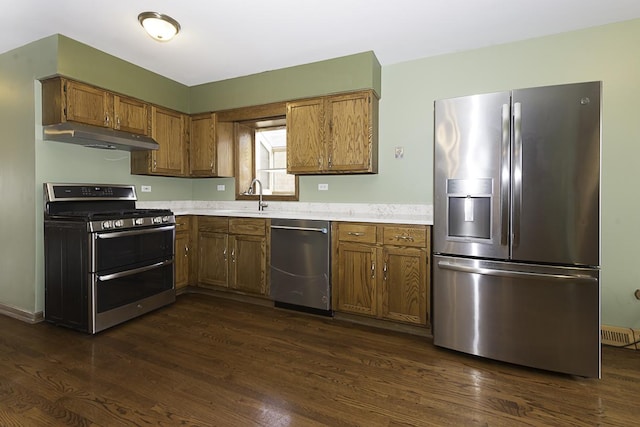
[270,218,332,315]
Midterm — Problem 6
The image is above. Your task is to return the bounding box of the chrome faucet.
[248,178,268,211]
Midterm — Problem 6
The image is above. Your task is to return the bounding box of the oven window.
[95,263,174,313]
[93,227,174,272]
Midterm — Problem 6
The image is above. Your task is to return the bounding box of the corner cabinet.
[131,106,188,176]
[196,216,269,297]
[287,90,378,174]
[41,77,150,135]
[333,222,431,328]
[189,113,234,177]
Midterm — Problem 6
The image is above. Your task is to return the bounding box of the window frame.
[216,101,299,202]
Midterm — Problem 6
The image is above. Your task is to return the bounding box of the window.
[226,104,298,201]
[255,127,295,195]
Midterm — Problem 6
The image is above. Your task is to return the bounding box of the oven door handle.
[97,259,174,282]
[96,225,175,239]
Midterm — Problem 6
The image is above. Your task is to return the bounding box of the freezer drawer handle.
[437,260,597,281]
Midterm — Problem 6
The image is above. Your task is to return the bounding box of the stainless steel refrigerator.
[432,81,601,377]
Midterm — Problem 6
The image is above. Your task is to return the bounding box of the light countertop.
[137,201,433,225]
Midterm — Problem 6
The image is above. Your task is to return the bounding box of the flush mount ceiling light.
[138,12,181,42]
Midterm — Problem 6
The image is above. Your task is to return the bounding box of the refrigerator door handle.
[500,104,510,246]
[512,102,523,248]
[437,260,598,281]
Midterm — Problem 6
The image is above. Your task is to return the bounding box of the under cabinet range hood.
[43,122,159,151]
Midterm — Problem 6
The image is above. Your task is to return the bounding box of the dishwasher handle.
[270,225,328,234]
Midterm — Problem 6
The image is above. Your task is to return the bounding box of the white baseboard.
[0,303,43,324]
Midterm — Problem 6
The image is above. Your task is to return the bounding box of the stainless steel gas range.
[43,183,176,333]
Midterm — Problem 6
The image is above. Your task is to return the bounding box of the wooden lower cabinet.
[174,216,193,291]
[196,216,269,297]
[380,245,428,325]
[229,233,267,295]
[333,222,431,328]
[336,242,377,316]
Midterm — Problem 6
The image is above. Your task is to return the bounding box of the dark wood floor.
[1,294,638,426]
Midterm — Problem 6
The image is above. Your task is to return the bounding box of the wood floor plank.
[0,293,639,426]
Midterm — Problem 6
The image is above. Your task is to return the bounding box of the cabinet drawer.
[229,218,266,236]
[338,223,377,243]
[198,216,229,233]
[382,225,427,247]
[175,216,191,232]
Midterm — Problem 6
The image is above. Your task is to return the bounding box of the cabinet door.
[175,231,190,290]
[380,246,428,325]
[198,231,228,287]
[336,242,377,316]
[190,113,216,176]
[151,106,187,175]
[65,80,111,128]
[286,98,325,173]
[326,92,373,172]
[113,95,150,135]
[229,234,267,295]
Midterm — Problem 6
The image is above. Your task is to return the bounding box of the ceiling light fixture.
[138,12,181,42]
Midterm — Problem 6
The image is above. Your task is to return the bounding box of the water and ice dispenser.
[446,178,492,240]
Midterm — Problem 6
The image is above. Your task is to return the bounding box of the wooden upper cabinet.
[41,77,150,136]
[131,106,188,176]
[286,90,378,174]
[113,95,150,136]
[327,92,376,172]
[189,113,234,177]
[64,80,111,128]
[286,98,324,173]
[151,106,187,175]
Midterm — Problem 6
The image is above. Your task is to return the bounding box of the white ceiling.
[4,0,640,86]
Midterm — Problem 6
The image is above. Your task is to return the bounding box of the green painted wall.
[189,51,381,112]
[56,35,189,112]
[0,37,57,313]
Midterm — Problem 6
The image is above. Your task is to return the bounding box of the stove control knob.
[102,221,112,229]
[153,216,162,224]
[135,218,145,226]
[162,216,171,223]
[114,219,124,228]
